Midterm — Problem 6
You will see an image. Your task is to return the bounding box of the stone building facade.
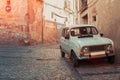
[0,0,77,45]
[77,0,88,24]
[43,0,77,43]
[77,0,120,62]
[0,0,43,45]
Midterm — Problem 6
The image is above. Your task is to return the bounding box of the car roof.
[66,24,95,28]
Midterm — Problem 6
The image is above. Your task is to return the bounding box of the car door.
[61,27,69,53]
[63,28,70,54]
[61,28,66,52]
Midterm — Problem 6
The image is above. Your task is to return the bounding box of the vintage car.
[60,25,115,67]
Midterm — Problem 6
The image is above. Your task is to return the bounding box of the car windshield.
[70,26,98,37]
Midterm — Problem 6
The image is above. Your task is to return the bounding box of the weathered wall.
[87,0,97,25]
[0,0,43,45]
[0,0,28,45]
[27,0,43,45]
[97,0,120,60]
[88,0,120,62]
[0,24,27,45]
[43,20,58,44]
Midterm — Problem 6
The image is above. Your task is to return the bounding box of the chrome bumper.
[78,51,115,60]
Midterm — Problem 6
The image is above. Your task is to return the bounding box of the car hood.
[72,37,113,47]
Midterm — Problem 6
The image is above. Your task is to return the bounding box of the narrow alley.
[0,45,80,80]
[0,44,120,80]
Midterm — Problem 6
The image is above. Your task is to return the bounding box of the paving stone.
[0,45,80,80]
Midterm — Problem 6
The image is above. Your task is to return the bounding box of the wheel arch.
[70,49,78,58]
[71,49,74,53]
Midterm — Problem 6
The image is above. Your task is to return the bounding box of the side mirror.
[100,33,104,37]
[65,35,70,39]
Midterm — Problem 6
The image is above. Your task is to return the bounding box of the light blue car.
[60,25,115,67]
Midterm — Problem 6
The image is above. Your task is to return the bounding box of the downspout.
[41,0,44,44]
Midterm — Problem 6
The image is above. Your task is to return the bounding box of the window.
[62,28,69,37]
[91,27,98,34]
[62,28,65,37]
[81,0,87,8]
[70,26,98,36]
[71,28,80,36]
[93,16,96,21]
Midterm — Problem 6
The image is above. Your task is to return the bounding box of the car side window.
[62,28,65,37]
[91,28,98,35]
[62,28,69,37]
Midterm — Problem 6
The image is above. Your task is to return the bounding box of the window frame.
[62,27,70,37]
[70,26,98,37]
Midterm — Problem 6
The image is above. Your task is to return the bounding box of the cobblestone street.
[64,55,120,80]
[0,44,120,80]
[0,44,80,80]
[75,61,120,80]
[0,0,120,80]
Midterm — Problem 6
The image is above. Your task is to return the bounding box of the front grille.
[89,45,106,52]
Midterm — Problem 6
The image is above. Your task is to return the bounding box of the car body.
[60,24,115,67]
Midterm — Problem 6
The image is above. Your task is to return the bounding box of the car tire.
[108,56,115,64]
[60,47,65,58]
[71,51,79,67]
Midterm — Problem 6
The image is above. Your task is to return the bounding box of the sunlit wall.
[0,0,27,25]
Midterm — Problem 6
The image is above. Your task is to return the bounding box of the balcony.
[80,0,88,13]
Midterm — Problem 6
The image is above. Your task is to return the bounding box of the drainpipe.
[41,0,44,44]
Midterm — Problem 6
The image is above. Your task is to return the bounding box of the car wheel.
[71,51,79,67]
[108,56,115,64]
[60,47,65,58]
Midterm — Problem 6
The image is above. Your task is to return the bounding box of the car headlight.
[82,47,89,53]
[80,47,89,56]
[106,44,113,53]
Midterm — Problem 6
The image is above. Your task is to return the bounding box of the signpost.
[5,0,11,12]
[5,6,11,12]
